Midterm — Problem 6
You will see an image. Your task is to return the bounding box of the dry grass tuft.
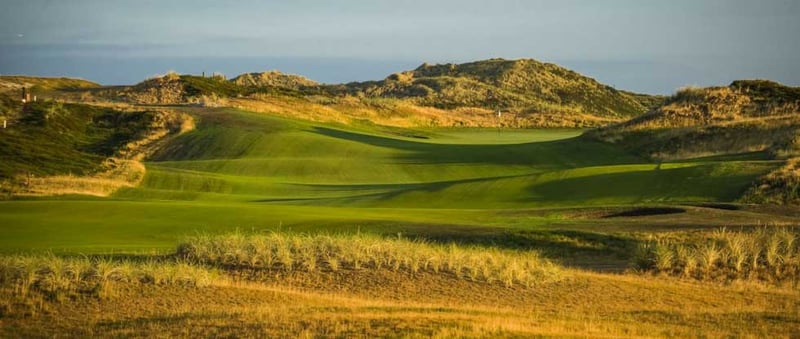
[177,232,562,287]
[634,227,800,285]
[0,255,218,303]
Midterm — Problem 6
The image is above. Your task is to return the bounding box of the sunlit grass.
[178,232,562,287]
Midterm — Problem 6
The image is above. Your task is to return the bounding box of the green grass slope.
[115,107,774,208]
[588,80,800,204]
[0,101,160,179]
[0,106,783,252]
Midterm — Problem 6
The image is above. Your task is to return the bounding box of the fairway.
[0,107,782,253]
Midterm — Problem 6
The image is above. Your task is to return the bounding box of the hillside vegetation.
[0,76,100,119]
[335,58,658,117]
[588,80,800,204]
[230,71,318,89]
[0,100,193,197]
[2,73,800,336]
[590,80,800,159]
[0,76,99,93]
[106,59,662,128]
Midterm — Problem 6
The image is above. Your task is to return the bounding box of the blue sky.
[1,0,798,93]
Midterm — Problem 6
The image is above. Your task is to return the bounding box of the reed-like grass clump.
[0,255,217,300]
[177,232,562,287]
[634,227,800,284]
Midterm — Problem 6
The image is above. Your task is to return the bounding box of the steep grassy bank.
[0,100,193,197]
[0,102,160,179]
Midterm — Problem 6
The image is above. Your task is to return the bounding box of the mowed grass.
[118,107,777,207]
[0,200,523,253]
[0,106,785,253]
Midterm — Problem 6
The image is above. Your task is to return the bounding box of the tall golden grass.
[634,227,800,285]
[0,255,218,301]
[178,232,562,287]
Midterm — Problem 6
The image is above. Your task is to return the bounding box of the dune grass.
[0,253,218,308]
[1,235,798,338]
[634,227,800,285]
[178,232,561,287]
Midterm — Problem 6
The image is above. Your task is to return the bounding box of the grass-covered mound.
[0,101,161,179]
[589,80,800,204]
[336,58,660,118]
[108,59,662,128]
[590,80,800,160]
[0,76,99,93]
[230,71,318,89]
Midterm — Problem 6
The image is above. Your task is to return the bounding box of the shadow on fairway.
[311,126,644,167]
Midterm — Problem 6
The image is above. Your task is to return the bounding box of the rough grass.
[178,232,562,287]
[2,104,194,197]
[634,227,800,285]
[0,254,218,305]
[336,58,655,119]
[590,80,800,161]
[1,250,798,338]
[741,157,800,204]
[104,58,659,127]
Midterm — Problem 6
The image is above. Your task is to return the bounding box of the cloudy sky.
[1,0,798,93]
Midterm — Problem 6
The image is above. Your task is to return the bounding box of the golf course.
[0,106,783,253]
[2,63,799,337]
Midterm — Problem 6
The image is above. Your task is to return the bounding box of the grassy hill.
[0,76,99,93]
[0,76,101,119]
[0,101,158,179]
[589,80,800,204]
[333,58,660,117]
[589,80,800,159]
[106,59,662,128]
[230,71,318,89]
[0,99,193,197]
